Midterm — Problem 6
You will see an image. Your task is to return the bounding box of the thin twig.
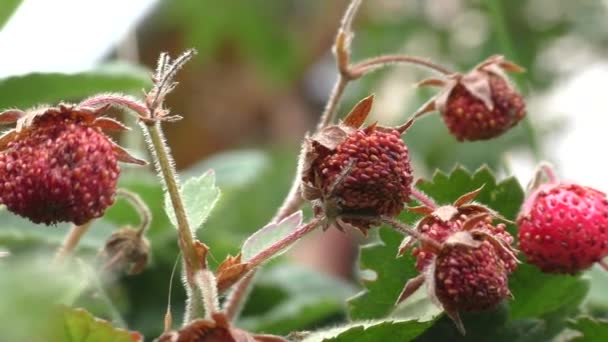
[116,189,152,237]
[350,54,453,78]
[380,216,441,250]
[224,271,256,321]
[247,217,323,269]
[54,221,94,263]
[410,188,438,210]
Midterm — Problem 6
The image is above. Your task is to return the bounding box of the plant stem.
[350,55,453,78]
[54,221,93,263]
[116,188,152,237]
[539,162,558,184]
[380,216,441,250]
[247,217,323,269]
[485,0,542,160]
[224,271,256,321]
[410,188,438,209]
[317,74,350,131]
[144,121,205,320]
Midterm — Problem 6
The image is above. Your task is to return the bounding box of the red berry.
[413,209,516,273]
[517,183,608,274]
[301,95,413,233]
[434,239,511,313]
[314,126,412,218]
[442,73,525,141]
[0,105,145,225]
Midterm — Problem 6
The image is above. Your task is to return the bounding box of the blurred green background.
[2,0,608,340]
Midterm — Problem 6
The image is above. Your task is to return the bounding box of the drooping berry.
[433,234,512,328]
[418,55,526,141]
[0,105,146,225]
[301,95,413,233]
[518,183,608,274]
[400,186,517,273]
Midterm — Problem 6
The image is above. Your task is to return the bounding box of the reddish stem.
[411,188,438,210]
[539,162,559,184]
[247,217,323,268]
[380,216,441,251]
[80,94,149,119]
[350,55,453,79]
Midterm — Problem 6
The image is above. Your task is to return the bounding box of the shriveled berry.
[442,73,525,141]
[517,183,608,274]
[434,240,511,313]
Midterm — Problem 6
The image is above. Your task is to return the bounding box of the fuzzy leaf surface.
[52,306,142,342]
[241,210,303,262]
[164,170,220,232]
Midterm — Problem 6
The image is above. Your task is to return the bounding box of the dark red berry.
[0,105,145,225]
[434,239,511,313]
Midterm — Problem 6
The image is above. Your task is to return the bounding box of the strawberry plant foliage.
[348,166,524,321]
[53,306,142,342]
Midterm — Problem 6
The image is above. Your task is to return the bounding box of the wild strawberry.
[432,232,513,334]
[417,55,526,141]
[399,186,517,273]
[0,105,146,225]
[518,182,608,274]
[301,95,413,234]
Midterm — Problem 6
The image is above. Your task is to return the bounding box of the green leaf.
[238,264,357,335]
[0,63,151,109]
[0,207,119,252]
[348,227,421,320]
[509,263,590,320]
[182,149,269,189]
[303,319,433,342]
[241,210,303,262]
[52,306,142,342]
[568,316,608,341]
[0,0,21,30]
[164,170,220,232]
[348,166,525,321]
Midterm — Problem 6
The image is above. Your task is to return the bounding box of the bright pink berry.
[518,183,608,274]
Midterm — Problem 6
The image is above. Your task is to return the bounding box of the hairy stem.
[224,271,256,321]
[144,122,205,320]
[411,188,438,209]
[247,217,323,269]
[54,221,93,263]
[116,188,152,237]
[350,54,453,78]
[380,216,441,250]
[316,74,350,131]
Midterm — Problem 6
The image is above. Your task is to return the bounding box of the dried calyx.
[300,95,413,235]
[155,312,286,342]
[0,105,146,225]
[395,186,518,334]
[414,55,526,141]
